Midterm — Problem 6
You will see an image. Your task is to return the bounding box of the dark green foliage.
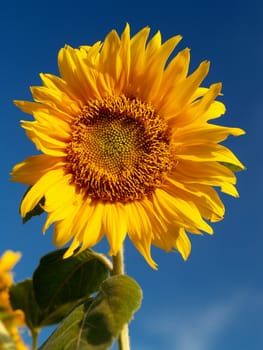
[39,275,143,350]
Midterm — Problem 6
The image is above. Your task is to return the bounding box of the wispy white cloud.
[166,295,242,350]
[136,288,263,350]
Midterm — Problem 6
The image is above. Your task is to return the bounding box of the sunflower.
[0,251,28,350]
[11,24,244,268]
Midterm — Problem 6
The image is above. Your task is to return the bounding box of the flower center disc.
[66,95,172,203]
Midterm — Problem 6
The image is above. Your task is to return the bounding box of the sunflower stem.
[111,248,131,350]
[31,328,40,350]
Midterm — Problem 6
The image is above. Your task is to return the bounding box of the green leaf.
[39,275,143,350]
[33,248,109,325]
[0,321,16,350]
[9,279,43,331]
[10,279,92,330]
[10,250,111,330]
[219,161,244,172]
[21,187,45,223]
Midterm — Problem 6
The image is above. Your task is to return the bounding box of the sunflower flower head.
[12,24,245,269]
[0,251,28,350]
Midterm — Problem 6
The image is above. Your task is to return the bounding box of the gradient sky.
[1,0,262,349]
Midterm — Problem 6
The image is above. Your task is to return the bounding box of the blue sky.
[1,0,262,349]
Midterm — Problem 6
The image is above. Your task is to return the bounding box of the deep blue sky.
[1,1,262,349]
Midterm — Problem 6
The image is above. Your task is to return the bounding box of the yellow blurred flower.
[12,24,244,268]
[0,251,28,350]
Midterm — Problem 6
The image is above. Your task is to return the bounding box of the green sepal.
[21,186,45,224]
[39,274,143,350]
[219,161,244,172]
[32,248,110,325]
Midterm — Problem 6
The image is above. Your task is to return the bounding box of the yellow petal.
[42,175,77,231]
[173,228,191,260]
[103,202,127,255]
[160,60,210,118]
[14,100,73,122]
[63,237,81,259]
[58,45,88,101]
[142,35,182,103]
[167,176,225,223]
[21,121,67,157]
[99,30,121,89]
[145,30,162,57]
[126,201,157,269]
[40,73,80,101]
[128,27,150,90]
[155,188,213,234]
[157,48,190,110]
[117,23,131,91]
[20,168,65,218]
[177,143,245,171]
[173,124,245,144]
[0,251,21,272]
[77,201,104,249]
[11,154,62,185]
[187,83,223,123]
[22,120,69,145]
[31,85,81,116]
[53,202,81,247]
[221,182,239,197]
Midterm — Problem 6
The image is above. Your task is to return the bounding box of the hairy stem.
[31,328,40,350]
[111,247,130,350]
